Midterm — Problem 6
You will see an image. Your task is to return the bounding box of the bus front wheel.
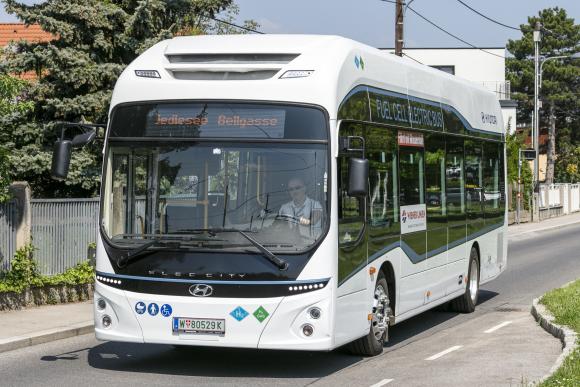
[348,272,391,356]
[450,246,480,313]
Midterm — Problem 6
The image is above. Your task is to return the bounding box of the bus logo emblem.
[189,284,214,297]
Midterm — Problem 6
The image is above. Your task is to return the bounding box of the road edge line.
[530,295,578,383]
[0,322,94,354]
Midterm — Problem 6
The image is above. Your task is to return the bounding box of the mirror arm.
[54,121,105,145]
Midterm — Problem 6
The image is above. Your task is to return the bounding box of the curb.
[509,217,580,238]
[0,321,94,354]
[530,295,578,383]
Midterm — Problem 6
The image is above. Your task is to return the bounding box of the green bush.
[0,244,95,293]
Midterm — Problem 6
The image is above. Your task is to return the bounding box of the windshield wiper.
[212,228,288,271]
[117,239,181,268]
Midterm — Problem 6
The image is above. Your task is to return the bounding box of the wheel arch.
[470,241,481,283]
[378,260,396,315]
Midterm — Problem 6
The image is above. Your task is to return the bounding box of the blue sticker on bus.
[230,306,249,321]
[148,303,159,316]
[135,301,146,315]
[160,304,172,317]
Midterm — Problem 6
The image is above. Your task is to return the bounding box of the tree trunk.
[545,104,556,185]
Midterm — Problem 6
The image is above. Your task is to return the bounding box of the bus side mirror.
[51,140,72,181]
[348,157,369,196]
[71,130,96,147]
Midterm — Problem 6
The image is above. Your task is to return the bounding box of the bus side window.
[425,133,447,256]
[399,146,425,206]
[366,125,399,237]
[465,139,484,235]
[446,136,466,245]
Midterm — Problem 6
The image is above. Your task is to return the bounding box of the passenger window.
[483,142,501,225]
[465,139,484,233]
[425,133,447,255]
[367,125,399,236]
[399,135,425,207]
[446,136,465,244]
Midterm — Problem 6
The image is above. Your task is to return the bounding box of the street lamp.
[539,52,580,87]
[532,21,579,221]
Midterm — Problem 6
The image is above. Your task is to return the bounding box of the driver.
[278,177,322,228]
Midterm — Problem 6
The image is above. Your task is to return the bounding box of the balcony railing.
[480,80,511,100]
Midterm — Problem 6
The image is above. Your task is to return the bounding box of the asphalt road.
[2,223,579,387]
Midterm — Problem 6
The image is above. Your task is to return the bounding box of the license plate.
[172,317,225,335]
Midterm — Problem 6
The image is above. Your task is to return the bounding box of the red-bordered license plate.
[172,317,225,335]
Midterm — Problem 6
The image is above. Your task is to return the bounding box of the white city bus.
[53,35,507,356]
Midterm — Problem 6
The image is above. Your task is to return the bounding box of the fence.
[0,183,99,275]
[31,198,99,275]
[538,183,580,220]
[0,200,19,272]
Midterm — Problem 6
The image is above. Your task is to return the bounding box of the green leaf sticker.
[253,306,269,323]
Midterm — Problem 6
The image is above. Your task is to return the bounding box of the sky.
[1,0,579,49]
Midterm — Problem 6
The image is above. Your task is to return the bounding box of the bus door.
[335,122,369,342]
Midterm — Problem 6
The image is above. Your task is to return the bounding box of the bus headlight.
[97,298,106,311]
[302,324,314,337]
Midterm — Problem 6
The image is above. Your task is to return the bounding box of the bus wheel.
[450,247,479,313]
[348,273,391,356]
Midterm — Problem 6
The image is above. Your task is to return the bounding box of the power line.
[402,52,424,64]
[406,5,505,59]
[455,0,521,31]
[210,17,264,34]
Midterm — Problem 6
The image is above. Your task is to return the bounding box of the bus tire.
[348,273,391,356]
[450,247,479,313]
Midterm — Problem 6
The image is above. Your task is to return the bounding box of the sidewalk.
[0,301,93,354]
[508,211,580,238]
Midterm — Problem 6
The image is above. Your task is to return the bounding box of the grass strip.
[539,279,579,387]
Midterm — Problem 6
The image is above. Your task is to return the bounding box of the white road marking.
[484,321,512,333]
[425,345,463,361]
[369,379,393,387]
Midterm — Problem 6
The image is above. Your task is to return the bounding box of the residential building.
[0,23,54,80]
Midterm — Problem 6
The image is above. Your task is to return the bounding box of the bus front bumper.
[94,281,334,351]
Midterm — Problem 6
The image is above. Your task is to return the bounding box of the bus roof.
[111,34,504,136]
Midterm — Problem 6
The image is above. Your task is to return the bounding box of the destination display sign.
[398,130,424,147]
[145,105,286,138]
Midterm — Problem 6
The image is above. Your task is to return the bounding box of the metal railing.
[481,80,511,100]
[0,200,20,272]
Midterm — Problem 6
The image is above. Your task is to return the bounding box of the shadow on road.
[385,289,499,347]
[86,342,362,378]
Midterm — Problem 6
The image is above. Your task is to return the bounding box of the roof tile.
[0,23,54,46]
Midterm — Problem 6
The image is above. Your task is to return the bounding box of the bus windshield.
[101,103,329,254]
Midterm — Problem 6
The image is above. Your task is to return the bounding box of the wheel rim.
[372,284,389,341]
[469,258,479,304]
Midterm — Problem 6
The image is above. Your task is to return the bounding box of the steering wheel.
[274,214,299,223]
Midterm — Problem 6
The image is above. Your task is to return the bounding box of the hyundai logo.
[189,284,214,297]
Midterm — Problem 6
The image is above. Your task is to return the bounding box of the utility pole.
[395,0,404,56]
[532,21,541,221]
[546,103,556,185]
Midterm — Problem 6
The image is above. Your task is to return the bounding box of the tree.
[506,7,580,184]
[0,74,34,202]
[506,130,533,210]
[0,0,257,198]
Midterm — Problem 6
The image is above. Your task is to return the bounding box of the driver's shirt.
[278,197,323,233]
